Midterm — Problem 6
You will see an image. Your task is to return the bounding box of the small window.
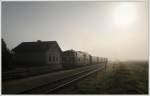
[56,57,58,61]
[53,56,55,62]
[49,56,51,62]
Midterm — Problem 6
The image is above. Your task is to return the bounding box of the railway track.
[22,66,104,94]
[2,63,106,94]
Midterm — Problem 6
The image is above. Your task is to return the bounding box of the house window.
[56,57,58,61]
[49,56,51,62]
[53,56,55,62]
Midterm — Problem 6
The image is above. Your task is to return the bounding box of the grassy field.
[56,61,148,94]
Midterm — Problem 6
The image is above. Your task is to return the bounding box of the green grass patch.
[75,61,148,94]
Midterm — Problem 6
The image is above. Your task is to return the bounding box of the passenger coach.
[62,49,91,67]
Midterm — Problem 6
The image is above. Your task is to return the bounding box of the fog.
[2,1,148,61]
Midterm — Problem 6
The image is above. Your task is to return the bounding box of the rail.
[2,63,106,94]
[24,66,105,94]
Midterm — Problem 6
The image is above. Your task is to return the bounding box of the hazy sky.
[2,1,148,61]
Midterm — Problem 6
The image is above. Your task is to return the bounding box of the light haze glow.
[2,1,148,61]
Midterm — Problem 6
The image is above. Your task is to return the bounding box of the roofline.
[12,40,62,53]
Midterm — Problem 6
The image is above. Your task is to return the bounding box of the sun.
[113,3,137,28]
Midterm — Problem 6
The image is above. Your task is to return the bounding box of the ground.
[54,61,148,94]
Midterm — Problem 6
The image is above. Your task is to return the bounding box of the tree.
[2,39,11,71]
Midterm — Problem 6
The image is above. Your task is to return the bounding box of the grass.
[74,61,148,94]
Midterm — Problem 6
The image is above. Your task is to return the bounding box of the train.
[62,49,108,68]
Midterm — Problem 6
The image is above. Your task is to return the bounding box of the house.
[12,40,62,69]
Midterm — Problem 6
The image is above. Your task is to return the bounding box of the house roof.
[13,40,62,53]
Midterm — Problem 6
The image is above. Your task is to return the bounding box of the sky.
[2,1,148,61]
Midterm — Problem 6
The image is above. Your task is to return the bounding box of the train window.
[74,53,76,56]
[74,53,77,56]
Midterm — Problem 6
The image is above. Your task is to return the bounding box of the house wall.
[13,52,47,67]
[46,49,62,65]
[13,45,62,69]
